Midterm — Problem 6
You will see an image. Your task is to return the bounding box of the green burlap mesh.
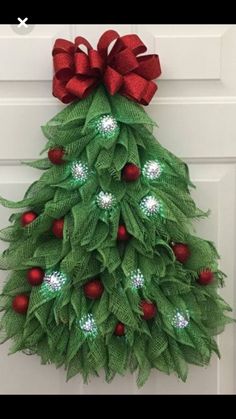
[0,226,22,242]
[0,85,233,387]
[23,158,52,170]
[108,335,128,375]
[1,271,31,295]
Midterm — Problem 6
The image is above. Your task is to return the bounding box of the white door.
[0,24,235,394]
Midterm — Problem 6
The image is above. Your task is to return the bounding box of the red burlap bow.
[52,30,161,105]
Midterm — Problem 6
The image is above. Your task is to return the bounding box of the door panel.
[0,24,235,394]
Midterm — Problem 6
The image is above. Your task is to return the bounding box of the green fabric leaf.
[109,288,138,328]
[43,94,94,132]
[2,271,31,295]
[66,323,85,363]
[127,128,140,165]
[121,243,138,276]
[133,337,151,387]
[121,201,145,242]
[168,336,188,381]
[88,337,107,370]
[0,238,37,270]
[34,239,62,267]
[0,187,54,209]
[64,133,91,157]
[148,323,168,362]
[185,235,219,271]
[0,226,22,242]
[22,158,52,170]
[66,354,82,381]
[97,245,121,273]
[84,86,112,129]
[112,144,128,171]
[93,292,110,325]
[0,309,26,339]
[110,93,155,126]
[108,336,128,374]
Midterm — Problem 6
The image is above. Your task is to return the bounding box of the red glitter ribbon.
[52,30,161,105]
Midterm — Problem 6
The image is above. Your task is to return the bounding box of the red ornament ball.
[198,269,214,286]
[140,300,157,320]
[83,279,104,300]
[12,294,29,314]
[27,267,45,286]
[117,224,130,241]
[114,322,125,336]
[48,147,65,165]
[172,243,190,263]
[52,218,64,239]
[122,163,141,182]
[21,211,37,227]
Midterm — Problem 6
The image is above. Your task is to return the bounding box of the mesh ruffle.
[0,86,233,387]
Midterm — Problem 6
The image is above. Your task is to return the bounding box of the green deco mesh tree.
[0,84,233,386]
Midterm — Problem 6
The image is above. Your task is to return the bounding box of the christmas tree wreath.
[0,30,233,387]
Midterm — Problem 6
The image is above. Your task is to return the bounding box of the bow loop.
[52,38,75,56]
[97,30,120,59]
[74,52,90,75]
[74,36,93,53]
[110,34,147,59]
[110,48,139,75]
[136,55,161,80]
[89,50,104,73]
[53,53,74,82]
